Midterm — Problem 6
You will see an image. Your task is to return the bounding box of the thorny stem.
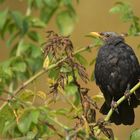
[95,81,140,137]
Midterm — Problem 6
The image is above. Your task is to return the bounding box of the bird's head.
[89,32,124,44]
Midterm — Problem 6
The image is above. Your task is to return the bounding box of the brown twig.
[40,120,64,138]
[14,44,94,96]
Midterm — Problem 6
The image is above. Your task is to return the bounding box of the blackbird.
[91,32,140,125]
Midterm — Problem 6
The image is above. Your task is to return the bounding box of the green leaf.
[6,32,19,47]
[0,18,11,39]
[9,56,27,73]
[4,69,13,79]
[30,109,40,124]
[16,42,42,58]
[110,4,122,13]
[129,129,140,140]
[31,18,46,28]
[128,20,140,36]
[18,109,39,134]
[18,111,32,134]
[40,7,57,23]
[2,120,17,137]
[63,0,76,14]
[12,62,26,72]
[63,0,72,5]
[109,2,134,22]
[1,60,13,79]
[30,44,42,58]
[0,9,8,30]
[22,18,29,34]
[93,38,103,47]
[109,2,132,14]
[8,23,17,34]
[10,11,28,35]
[60,65,72,73]
[110,2,140,36]
[65,82,78,95]
[27,131,37,139]
[26,57,43,73]
[19,90,34,101]
[0,104,15,134]
[56,10,76,35]
[11,11,23,29]
[0,0,5,3]
[48,68,60,80]
[75,53,88,66]
[34,0,43,8]
[44,0,59,8]
[28,31,39,42]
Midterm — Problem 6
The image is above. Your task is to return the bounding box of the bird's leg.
[124,84,131,105]
[111,98,119,113]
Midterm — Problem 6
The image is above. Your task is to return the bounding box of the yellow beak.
[89,32,102,38]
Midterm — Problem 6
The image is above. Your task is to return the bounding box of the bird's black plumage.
[94,32,140,125]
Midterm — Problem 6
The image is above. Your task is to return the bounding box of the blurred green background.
[0,0,140,139]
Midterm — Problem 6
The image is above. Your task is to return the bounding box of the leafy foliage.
[129,129,140,140]
[0,0,78,139]
[0,0,77,94]
[110,1,140,35]
[0,0,140,140]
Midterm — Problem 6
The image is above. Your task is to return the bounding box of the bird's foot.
[111,100,119,113]
[124,85,131,105]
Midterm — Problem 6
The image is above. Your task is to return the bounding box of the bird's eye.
[100,32,104,36]
[106,34,110,37]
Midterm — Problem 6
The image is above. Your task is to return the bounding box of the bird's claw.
[111,100,118,113]
[124,85,131,105]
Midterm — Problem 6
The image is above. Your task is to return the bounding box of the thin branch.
[59,88,79,111]
[0,97,9,101]
[40,120,64,138]
[95,81,140,136]
[120,32,140,37]
[0,44,94,111]
[15,44,94,96]
[71,62,85,111]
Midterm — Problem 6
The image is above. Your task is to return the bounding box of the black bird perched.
[90,32,140,125]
